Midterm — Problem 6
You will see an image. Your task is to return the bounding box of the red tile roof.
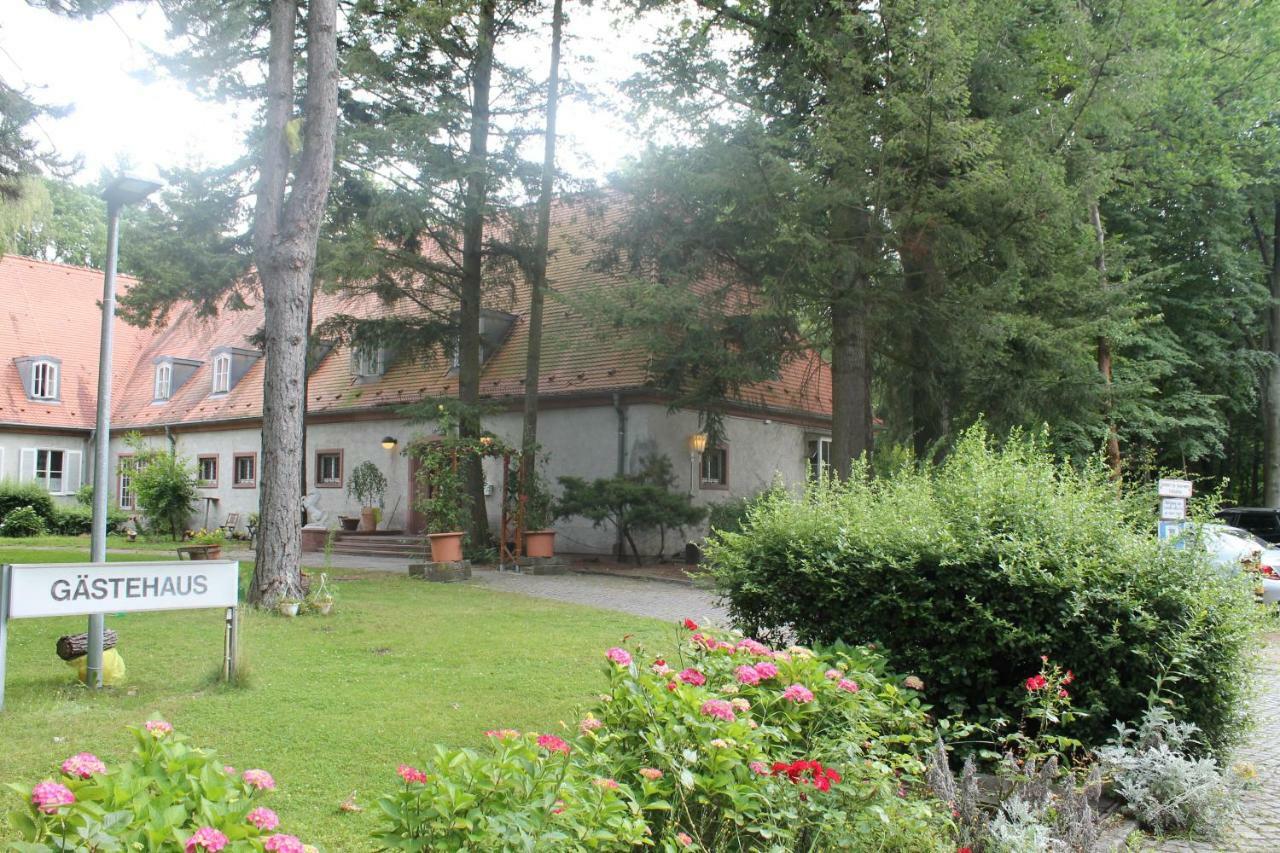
[2,197,832,431]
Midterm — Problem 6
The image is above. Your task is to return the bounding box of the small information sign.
[1158,520,1187,545]
[1158,478,1194,499]
[1160,498,1187,521]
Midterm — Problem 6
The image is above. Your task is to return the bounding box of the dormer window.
[351,346,388,382]
[154,363,172,400]
[31,360,58,399]
[212,353,231,393]
[15,355,62,402]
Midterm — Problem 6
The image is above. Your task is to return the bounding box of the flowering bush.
[4,721,309,851]
[374,621,954,851]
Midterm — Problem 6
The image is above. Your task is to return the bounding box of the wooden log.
[57,629,119,661]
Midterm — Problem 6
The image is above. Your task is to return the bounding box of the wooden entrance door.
[407,453,427,535]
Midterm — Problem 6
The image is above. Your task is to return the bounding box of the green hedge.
[0,481,55,526]
[706,427,1259,753]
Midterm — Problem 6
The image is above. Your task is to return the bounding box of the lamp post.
[688,433,708,496]
[86,174,161,689]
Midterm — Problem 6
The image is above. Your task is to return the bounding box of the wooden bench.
[176,545,221,560]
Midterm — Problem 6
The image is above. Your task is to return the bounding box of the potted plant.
[347,461,388,532]
[516,458,557,558]
[190,528,225,559]
[277,597,301,617]
[306,572,336,615]
[411,440,471,563]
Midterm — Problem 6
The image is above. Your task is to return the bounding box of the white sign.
[1158,478,1193,498]
[6,561,238,619]
[1160,498,1187,521]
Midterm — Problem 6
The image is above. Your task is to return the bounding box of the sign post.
[0,561,238,711]
[1158,479,1194,543]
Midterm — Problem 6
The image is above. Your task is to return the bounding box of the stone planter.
[428,531,465,563]
[525,530,556,559]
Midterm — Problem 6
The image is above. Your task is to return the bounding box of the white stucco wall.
[92,402,826,554]
[0,430,91,504]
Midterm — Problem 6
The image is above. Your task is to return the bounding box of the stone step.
[330,543,426,558]
[334,536,424,547]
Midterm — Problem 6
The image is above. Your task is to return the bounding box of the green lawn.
[0,548,670,849]
[2,534,198,553]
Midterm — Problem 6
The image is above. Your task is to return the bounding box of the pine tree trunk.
[248,0,339,605]
[830,294,872,480]
[1090,202,1122,479]
[1263,201,1280,505]
[458,0,498,547]
[901,233,944,461]
[520,0,563,494]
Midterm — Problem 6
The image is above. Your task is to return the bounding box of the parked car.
[1215,507,1280,544]
[1185,523,1280,605]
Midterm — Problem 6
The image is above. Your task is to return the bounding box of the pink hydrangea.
[242,769,276,791]
[605,647,632,666]
[397,764,427,784]
[678,668,706,686]
[771,651,791,661]
[185,827,229,852]
[30,781,74,814]
[639,767,664,780]
[484,728,520,740]
[652,661,673,675]
[749,761,769,775]
[262,835,305,853]
[537,734,570,755]
[247,806,280,831]
[223,765,236,776]
[700,699,736,722]
[735,664,761,685]
[838,679,859,693]
[782,684,815,704]
[753,661,779,680]
[677,832,694,847]
[593,777,620,789]
[731,697,751,713]
[825,669,842,680]
[60,752,106,779]
[736,638,770,656]
[145,720,173,736]
[579,716,603,734]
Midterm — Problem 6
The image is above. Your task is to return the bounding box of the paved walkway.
[1149,634,1280,852]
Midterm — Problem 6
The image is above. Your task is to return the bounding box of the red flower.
[1058,688,1070,699]
[1063,670,1074,685]
[770,759,840,792]
[959,848,973,853]
[683,618,699,631]
[1025,674,1048,692]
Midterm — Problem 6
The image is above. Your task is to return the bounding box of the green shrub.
[124,434,197,539]
[0,480,55,526]
[0,505,47,537]
[45,504,130,535]
[706,426,1259,754]
[706,493,761,537]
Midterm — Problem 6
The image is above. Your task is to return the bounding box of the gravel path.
[1148,634,1280,851]
[467,567,730,626]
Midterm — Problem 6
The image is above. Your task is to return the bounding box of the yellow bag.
[67,649,127,685]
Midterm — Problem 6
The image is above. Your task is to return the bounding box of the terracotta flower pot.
[525,530,556,559]
[359,507,378,532]
[191,545,221,560]
[428,531,465,563]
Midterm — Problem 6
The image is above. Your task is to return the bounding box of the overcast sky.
[0,0,648,185]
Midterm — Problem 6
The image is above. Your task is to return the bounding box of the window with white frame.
[31,359,58,400]
[212,353,231,393]
[352,347,384,378]
[118,456,139,509]
[154,363,172,400]
[233,453,256,487]
[807,437,832,482]
[700,447,728,488]
[36,449,65,493]
[315,450,342,487]
[198,455,218,487]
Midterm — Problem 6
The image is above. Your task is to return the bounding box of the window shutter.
[64,451,83,495]
[19,448,36,483]
[0,447,5,479]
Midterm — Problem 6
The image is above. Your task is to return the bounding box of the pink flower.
[749,761,769,775]
[639,767,664,780]
[593,777,620,789]
[683,618,699,631]
[1025,674,1047,692]
[579,717,603,734]
[60,752,106,779]
[666,681,678,691]
[736,638,769,656]
[903,675,925,690]
[753,661,778,680]
[397,764,427,784]
[700,699,736,722]
[263,835,305,853]
[731,697,751,713]
[837,679,859,693]
[677,832,694,847]
[652,661,673,675]
[145,719,174,736]
[782,684,815,704]
[223,766,236,775]
[735,665,761,685]
[30,781,74,814]
[185,827,229,852]
[771,651,791,661]
[247,807,280,831]
[606,647,632,666]
[484,728,520,740]
[537,734,570,755]
[825,669,841,680]
[678,668,706,686]
[242,769,276,791]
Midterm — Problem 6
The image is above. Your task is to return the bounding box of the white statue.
[302,491,329,528]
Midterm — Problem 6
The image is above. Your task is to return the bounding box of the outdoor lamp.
[102,174,163,208]
[381,436,398,450]
[689,433,708,454]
